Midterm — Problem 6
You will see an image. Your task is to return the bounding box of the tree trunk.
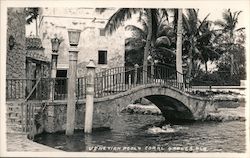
[229,31,234,76]
[176,9,184,85]
[230,53,234,76]
[187,45,193,83]
[143,9,152,84]
[205,61,208,73]
[35,18,38,37]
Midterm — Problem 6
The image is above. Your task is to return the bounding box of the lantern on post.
[68,29,81,47]
[50,37,62,101]
[66,29,81,136]
[50,37,62,78]
[51,37,61,53]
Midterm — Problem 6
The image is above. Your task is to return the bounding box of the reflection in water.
[34,111,245,152]
[84,134,93,151]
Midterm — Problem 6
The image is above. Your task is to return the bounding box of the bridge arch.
[92,84,215,128]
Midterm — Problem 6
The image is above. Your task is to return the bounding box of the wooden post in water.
[66,47,78,135]
[85,60,96,133]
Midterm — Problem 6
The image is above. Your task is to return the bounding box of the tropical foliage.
[125,10,176,67]
[214,9,245,76]
[97,8,245,85]
[182,9,222,81]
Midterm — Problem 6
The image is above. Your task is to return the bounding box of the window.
[56,70,67,77]
[98,50,107,64]
[55,70,67,99]
[100,29,105,36]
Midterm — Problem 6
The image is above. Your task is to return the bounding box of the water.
[34,109,246,153]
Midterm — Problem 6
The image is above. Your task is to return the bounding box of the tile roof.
[26,37,44,50]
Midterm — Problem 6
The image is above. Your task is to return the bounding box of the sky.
[26,8,247,37]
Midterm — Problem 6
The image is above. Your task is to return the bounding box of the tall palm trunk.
[187,43,193,83]
[143,9,152,84]
[229,32,234,76]
[176,9,184,85]
[205,61,208,73]
[35,18,38,37]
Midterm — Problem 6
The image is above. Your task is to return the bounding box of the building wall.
[39,8,125,77]
[6,8,26,79]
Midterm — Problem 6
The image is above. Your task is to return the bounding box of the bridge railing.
[94,64,187,98]
[76,77,86,100]
[6,77,88,101]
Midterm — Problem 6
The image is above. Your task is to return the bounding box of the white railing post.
[134,64,139,85]
[150,61,154,83]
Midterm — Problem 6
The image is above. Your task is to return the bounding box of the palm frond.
[104,8,140,35]
[157,47,175,55]
[198,13,210,31]
[214,20,226,28]
[235,27,245,32]
[125,25,146,39]
[125,37,146,50]
[155,36,171,47]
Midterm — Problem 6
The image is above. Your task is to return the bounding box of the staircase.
[6,101,25,133]
[6,101,47,135]
[6,78,47,134]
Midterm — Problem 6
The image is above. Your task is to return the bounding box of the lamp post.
[66,29,81,135]
[50,37,61,101]
[51,37,61,78]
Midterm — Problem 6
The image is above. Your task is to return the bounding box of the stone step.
[6,118,22,124]
[7,125,26,134]
[6,112,22,118]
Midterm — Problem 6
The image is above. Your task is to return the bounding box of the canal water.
[34,108,246,152]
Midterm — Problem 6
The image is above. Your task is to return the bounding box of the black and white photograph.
[0,0,249,157]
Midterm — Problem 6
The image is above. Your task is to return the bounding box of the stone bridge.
[50,63,217,133]
[87,83,216,129]
[8,63,217,134]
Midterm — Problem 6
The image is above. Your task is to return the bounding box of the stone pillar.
[51,53,58,78]
[66,47,78,135]
[85,60,96,133]
[49,53,58,101]
[134,64,139,84]
[128,74,131,86]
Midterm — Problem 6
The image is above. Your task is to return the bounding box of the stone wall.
[6,8,26,79]
[44,101,114,133]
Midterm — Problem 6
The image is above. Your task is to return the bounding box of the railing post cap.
[86,59,96,68]
[134,64,139,67]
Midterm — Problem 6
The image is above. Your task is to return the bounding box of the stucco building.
[38,8,126,78]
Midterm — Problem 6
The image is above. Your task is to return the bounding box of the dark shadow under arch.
[145,95,194,122]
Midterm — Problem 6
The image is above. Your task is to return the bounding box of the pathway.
[7,133,61,152]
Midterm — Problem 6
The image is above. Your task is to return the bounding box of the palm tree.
[182,9,220,81]
[196,20,222,73]
[214,9,245,76]
[176,9,184,83]
[25,8,39,36]
[96,8,168,84]
[125,12,175,67]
